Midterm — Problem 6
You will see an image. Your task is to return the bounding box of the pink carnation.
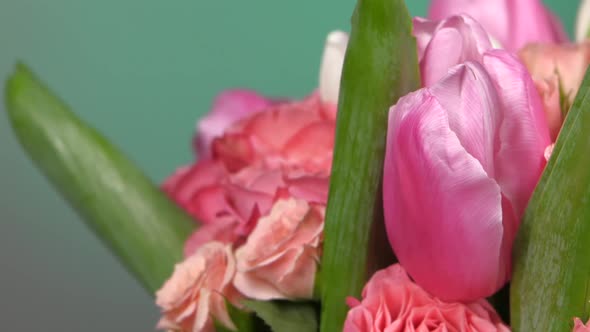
[194,89,275,159]
[163,92,334,257]
[212,93,336,174]
[344,264,510,332]
[164,160,329,257]
[234,198,324,300]
[156,242,239,332]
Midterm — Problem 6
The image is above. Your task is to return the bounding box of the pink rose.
[532,75,563,141]
[233,198,324,300]
[344,264,510,332]
[163,161,329,257]
[156,242,239,332]
[383,50,551,301]
[212,93,336,174]
[519,42,590,139]
[428,0,567,52]
[574,318,590,332]
[194,89,274,159]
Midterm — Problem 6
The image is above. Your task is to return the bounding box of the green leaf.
[4,63,195,293]
[243,300,318,332]
[215,302,257,332]
[510,67,590,330]
[319,0,420,331]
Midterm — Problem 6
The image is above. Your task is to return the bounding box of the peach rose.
[156,242,239,332]
[575,318,590,332]
[344,264,510,332]
[233,198,324,300]
[533,75,563,141]
[519,42,590,139]
[212,93,336,174]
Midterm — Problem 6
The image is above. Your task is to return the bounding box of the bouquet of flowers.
[6,0,590,331]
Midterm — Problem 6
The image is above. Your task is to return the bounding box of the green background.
[0,1,577,330]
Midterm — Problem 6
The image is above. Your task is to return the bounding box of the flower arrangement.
[5,0,590,331]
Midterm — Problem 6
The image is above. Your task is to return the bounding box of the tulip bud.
[383,51,551,302]
[577,0,590,41]
[319,30,349,105]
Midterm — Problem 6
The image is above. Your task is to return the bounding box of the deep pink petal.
[384,88,505,302]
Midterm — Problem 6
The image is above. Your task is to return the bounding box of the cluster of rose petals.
[156,242,239,332]
[211,93,336,174]
[428,0,567,52]
[163,160,329,257]
[194,89,275,159]
[158,87,336,330]
[344,264,510,332]
[518,42,590,140]
[384,15,551,302]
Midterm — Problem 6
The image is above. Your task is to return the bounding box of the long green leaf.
[510,68,590,331]
[4,63,195,293]
[319,0,421,331]
[243,300,318,332]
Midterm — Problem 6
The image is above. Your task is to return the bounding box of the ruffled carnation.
[212,93,336,174]
[344,264,510,332]
[233,198,324,300]
[156,242,239,332]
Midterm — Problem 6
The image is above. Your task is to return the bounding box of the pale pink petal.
[483,50,551,218]
[544,143,556,162]
[428,0,567,52]
[533,75,562,141]
[195,89,273,159]
[384,88,505,301]
[415,15,492,87]
[183,222,238,257]
[234,199,322,300]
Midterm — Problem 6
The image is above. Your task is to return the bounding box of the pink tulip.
[383,50,551,301]
[415,15,492,87]
[428,0,568,52]
[194,89,274,159]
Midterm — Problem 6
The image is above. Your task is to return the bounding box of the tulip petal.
[482,50,551,218]
[429,62,499,176]
[414,15,492,86]
[384,88,505,301]
[428,0,567,52]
